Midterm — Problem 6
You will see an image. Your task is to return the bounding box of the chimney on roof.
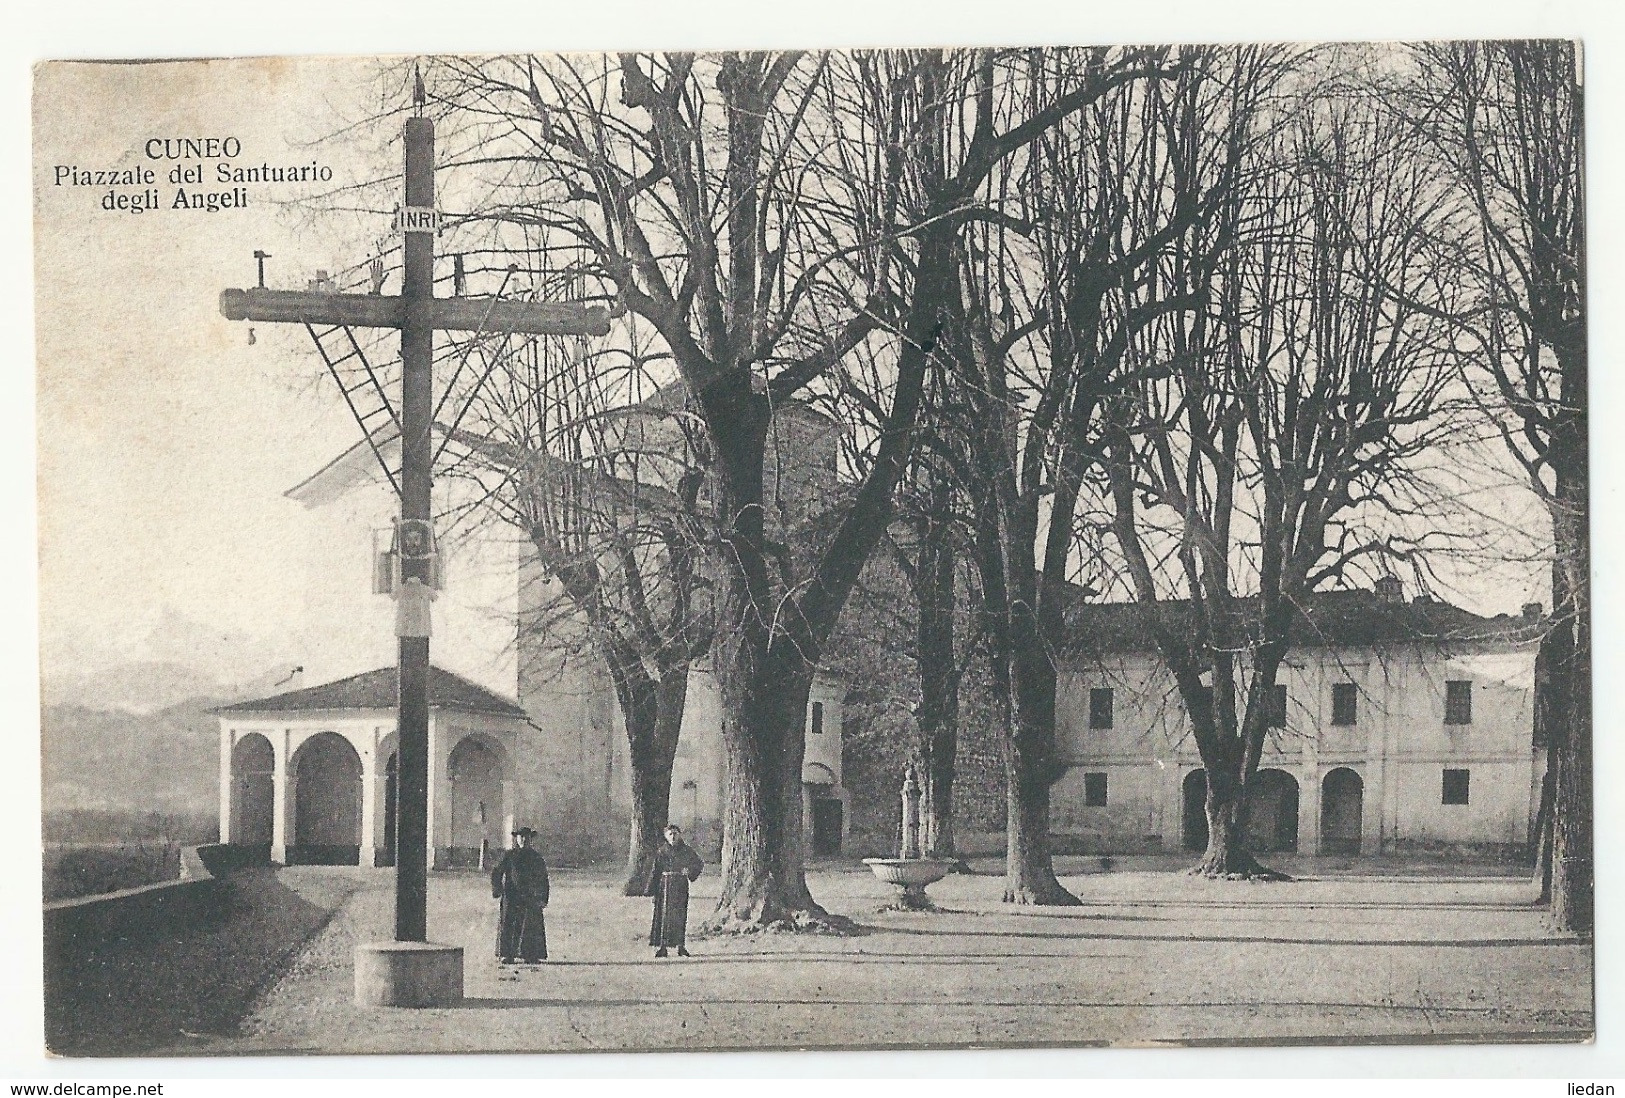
[1374,575,1403,604]
[1522,601,1543,621]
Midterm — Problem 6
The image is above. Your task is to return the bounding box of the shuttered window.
[1331,683,1358,726]
[1445,680,1472,725]
[1089,688,1114,730]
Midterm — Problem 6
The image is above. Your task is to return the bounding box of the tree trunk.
[1545,324,1590,934]
[702,389,834,930]
[624,756,673,897]
[1191,766,1286,879]
[622,668,688,895]
[1002,747,1075,904]
[1549,617,1592,933]
[1001,642,1078,905]
[916,480,960,860]
[1195,769,1250,876]
[710,652,831,929]
[1551,759,1591,933]
[923,733,958,860]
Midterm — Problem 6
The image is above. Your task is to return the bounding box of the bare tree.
[1403,41,1588,931]
[418,49,1172,927]
[879,393,981,863]
[1101,57,1471,876]
[440,307,712,894]
[939,47,1257,902]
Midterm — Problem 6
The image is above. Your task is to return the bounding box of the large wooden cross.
[220,115,609,944]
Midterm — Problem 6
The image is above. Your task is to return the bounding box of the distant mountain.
[41,604,298,714]
[41,662,233,715]
[40,660,302,716]
[42,694,225,825]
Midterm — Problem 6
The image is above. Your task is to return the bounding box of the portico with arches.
[216,666,530,868]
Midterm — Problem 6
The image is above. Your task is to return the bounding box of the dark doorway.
[1182,769,1208,852]
[446,736,508,867]
[1244,769,1300,853]
[382,751,398,868]
[1320,767,1364,854]
[291,732,362,865]
[811,797,843,856]
[230,733,274,856]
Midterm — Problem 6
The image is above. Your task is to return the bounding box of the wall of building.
[1054,644,1540,857]
[668,669,726,858]
[663,666,847,861]
[516,558,624,864]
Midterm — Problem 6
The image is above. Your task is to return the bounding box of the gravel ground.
[152,861,1591,1057]
[47,866,366,1057]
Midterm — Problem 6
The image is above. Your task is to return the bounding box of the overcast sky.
[30,50,1557,702]
[34,58,520,692]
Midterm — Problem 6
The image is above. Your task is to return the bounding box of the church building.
[217,378,851,867]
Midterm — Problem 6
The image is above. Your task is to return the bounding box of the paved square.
[163,862,1591,1055]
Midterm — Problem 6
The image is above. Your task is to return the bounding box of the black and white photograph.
[27,29,1595,1065]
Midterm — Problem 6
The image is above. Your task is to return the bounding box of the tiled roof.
[214,665,525,717]
[1065,589,1543,658]
[627,377,837,425]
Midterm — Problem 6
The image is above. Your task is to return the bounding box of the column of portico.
[1299,719,1321,856]
[1159,759,1179,851]
[359,725,380,867]
[271,728,293,864]
[1364,660,1395,853]
[370,727,396,867]
[502,771,518,840]
[219,725,234,844]
[427,713,446,869]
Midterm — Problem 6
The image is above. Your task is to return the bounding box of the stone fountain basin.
[862,857,955,888]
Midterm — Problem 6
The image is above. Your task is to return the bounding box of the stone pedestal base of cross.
[220,113,609,1006]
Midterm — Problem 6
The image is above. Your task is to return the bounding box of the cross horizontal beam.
[220,287,612,337]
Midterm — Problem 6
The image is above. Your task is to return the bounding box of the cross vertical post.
[395,115,434,943]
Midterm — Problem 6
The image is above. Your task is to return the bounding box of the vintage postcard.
[32,45,1593,1058]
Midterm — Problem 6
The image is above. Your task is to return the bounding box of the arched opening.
[1320,767,1364,854]
[291,732,362,865]
[446,735,508,868]
[803,763,842,856]
[230,733,274,854]
[1184,767,1300,853]
[381,751,398,868]
[1244,769,1300,853]
[1182,769,1208,851]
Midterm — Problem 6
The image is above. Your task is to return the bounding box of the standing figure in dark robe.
[491,826,549,963]
[644,824,704,958]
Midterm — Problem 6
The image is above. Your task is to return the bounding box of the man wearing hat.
[491,826,549,964]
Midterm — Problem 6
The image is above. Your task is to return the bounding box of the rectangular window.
[1089,688,1114,730]
[1331,683,1358,726]
[1445,680,1473,725]
[810,701,824,735]
[1268,684,1288,728]
[1442,768,1470,805]
[1084,772,1108,808]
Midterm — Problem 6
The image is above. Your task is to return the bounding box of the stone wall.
[842,658,1008,859]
